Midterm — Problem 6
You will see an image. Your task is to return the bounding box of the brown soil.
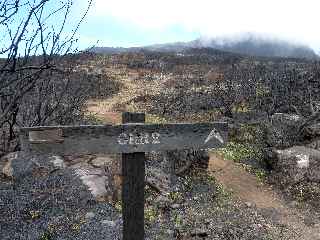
[208,153,320,240]
[85,73,141,124]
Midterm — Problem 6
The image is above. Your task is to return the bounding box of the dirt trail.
[86,69,164,123]
[86,74,138,124]
[208,153,320,240]
[87,76,138,114]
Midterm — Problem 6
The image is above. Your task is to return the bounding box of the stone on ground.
[272,146,320,184]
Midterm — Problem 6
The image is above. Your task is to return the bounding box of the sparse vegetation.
[216,142,262,163]
[39,231,54,240]
[83,113,105,125]
[1,17,320,238]
[144,206,158,224]
[145,114,168,124]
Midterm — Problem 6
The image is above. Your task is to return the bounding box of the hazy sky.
[73,0,319,52]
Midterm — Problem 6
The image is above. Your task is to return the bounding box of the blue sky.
[1,0,320,56]
[73,0,320,53]
[77,15,200,48]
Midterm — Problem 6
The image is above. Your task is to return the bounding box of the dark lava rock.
[272,146,320,184]
[266,113,305,149]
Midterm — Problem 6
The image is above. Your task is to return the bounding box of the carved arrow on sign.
[204,128,224,144]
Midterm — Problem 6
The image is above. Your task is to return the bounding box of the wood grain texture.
[28,129,63,143]
[20,122,228,154]
[121,112,145,240]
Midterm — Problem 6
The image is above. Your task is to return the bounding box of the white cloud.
[87,0,320,50]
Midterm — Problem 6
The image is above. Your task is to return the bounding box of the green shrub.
[146,114,168,124]
[216,142,262,163]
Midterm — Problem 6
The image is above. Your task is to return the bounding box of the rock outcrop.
[266,113,305,149]
[273,146,320,184]
[1,149,208,202]
[266,113,320,209]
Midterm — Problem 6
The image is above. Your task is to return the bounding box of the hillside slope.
[90,33,319,59]
[191,34,318,59]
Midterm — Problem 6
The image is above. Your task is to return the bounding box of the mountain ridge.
[90,33,319,60]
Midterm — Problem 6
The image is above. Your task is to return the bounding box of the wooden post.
[122,112,146,240]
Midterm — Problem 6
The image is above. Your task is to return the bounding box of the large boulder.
[272,146,320,184]
[265,113,305,149]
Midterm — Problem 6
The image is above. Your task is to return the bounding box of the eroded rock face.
[166,150,210,175]
[0,152,122,202]
[266,113,305,149]
[303,123,320,139]
[273,146,320,184]
[1,152,17,178]
[57,154,122,203]
[1,149,209,204]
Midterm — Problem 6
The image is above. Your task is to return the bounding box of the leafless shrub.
[0,0,93,155]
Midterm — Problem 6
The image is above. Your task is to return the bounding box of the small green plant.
[216,142,263,163]
[173,213,182,227]
[29,210,40,220]
[47,224,56,234]
[232,102,250,113]
[181,109,220,123]
[70,223,81,232]
[205,173,216,184]
[217,142,252,162]
[255,82,270,97]
[145,207,158,224]
[39,231,53,240]
[229,123,265,144]
[168,191,182,202]
[114,200,122,213]
[84,113,104,124]
[216,142,267,183]
[215,183,232,201]
[255,169,267,183]
[239,163,267,183]
[146,114,168,124]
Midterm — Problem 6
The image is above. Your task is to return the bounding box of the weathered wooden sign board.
[20,123,227,155]
[19,112,228,240]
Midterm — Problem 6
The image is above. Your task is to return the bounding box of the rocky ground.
[2,148,320,239]
[0,152,122,240]
[1,55,320,239]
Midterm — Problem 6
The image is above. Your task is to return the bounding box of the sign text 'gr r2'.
[117,132,161,145]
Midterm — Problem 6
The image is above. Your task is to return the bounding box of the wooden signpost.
[20,112,228,240]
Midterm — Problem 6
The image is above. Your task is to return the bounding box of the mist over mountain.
[190,33,318,59]
[91,33,319,60]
